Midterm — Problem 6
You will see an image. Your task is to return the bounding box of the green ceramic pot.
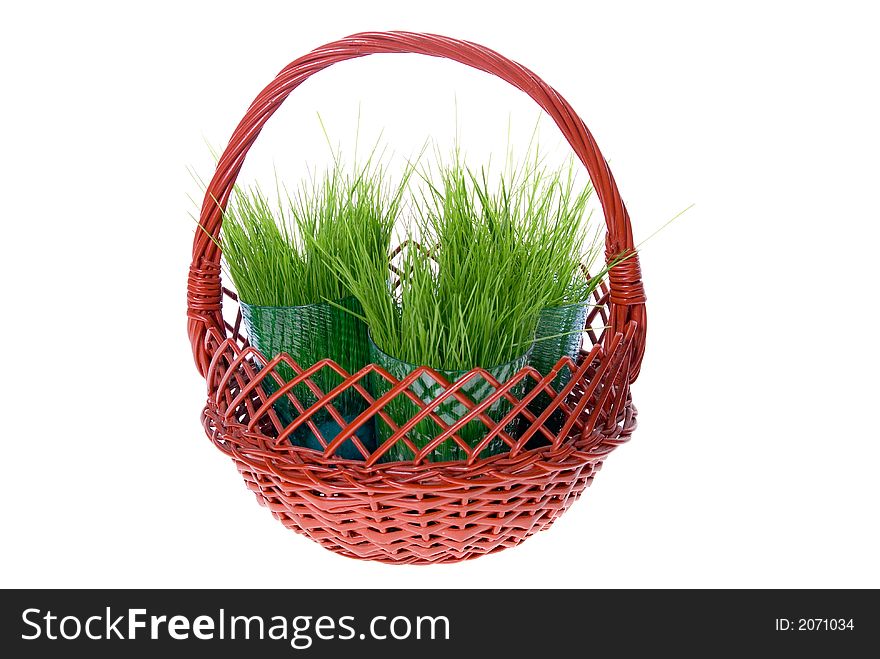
[531,302,589,388]
[240,296,375,459]
[522,301,590,441]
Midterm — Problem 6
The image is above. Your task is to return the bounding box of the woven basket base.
[203,400,636,565]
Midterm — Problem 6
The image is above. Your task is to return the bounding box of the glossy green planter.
[531,302,589,386]
[526,302,589,438]
[240,297,375,459]
[369,336,530,463]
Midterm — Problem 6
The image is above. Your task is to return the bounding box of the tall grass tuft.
[221,159,406,308]
[329,145,604,372]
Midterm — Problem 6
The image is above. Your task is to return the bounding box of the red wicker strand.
[187,32,646,564]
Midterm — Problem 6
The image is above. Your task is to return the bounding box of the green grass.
[220,185,303,307]
[220,156,407,308]
[327,145,605,372]
[217,138,632,462]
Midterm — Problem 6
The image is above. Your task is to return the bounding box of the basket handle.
[188,31,647,381]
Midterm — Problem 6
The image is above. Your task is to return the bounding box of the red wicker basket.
[187,31,647,565]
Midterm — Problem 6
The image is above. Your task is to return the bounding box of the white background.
[1,1,878,588]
